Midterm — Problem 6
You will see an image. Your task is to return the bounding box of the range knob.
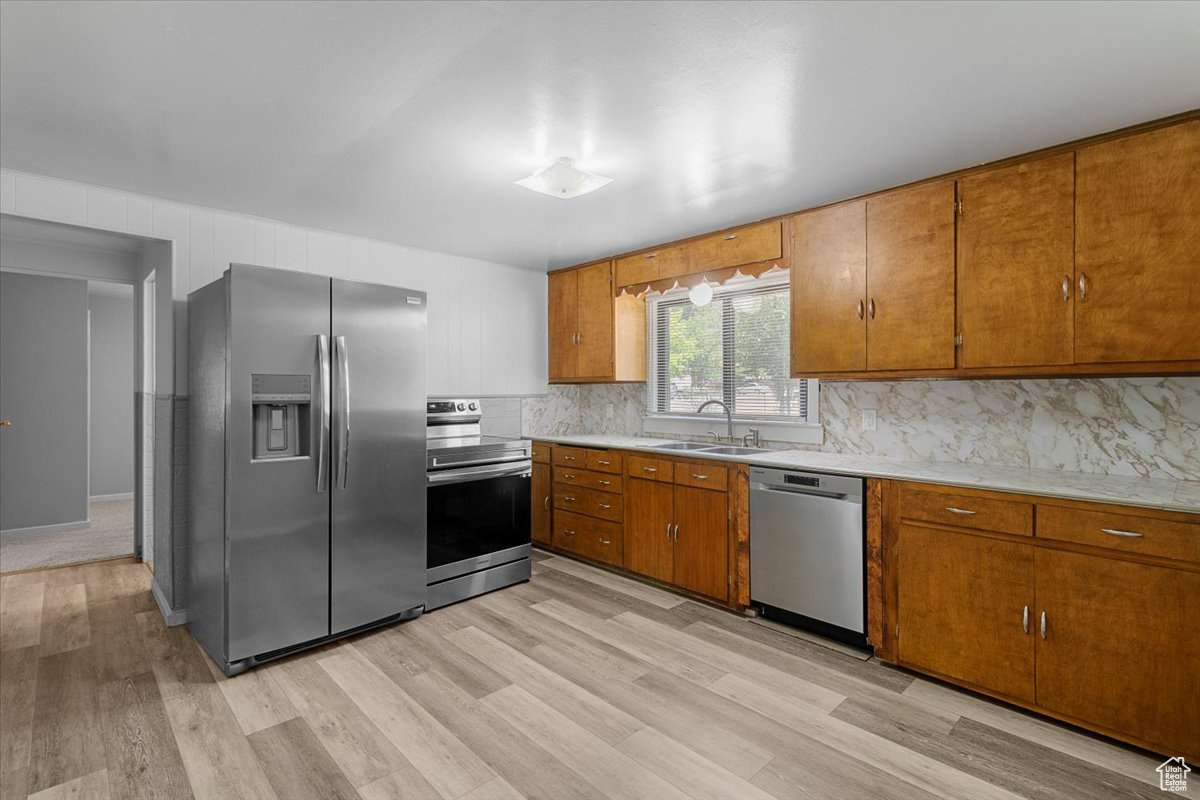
[456,402,466,411]
[469,402,478,411]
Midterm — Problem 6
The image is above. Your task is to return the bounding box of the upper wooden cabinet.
[866,180,957,371]
[547,261,646,383]
[790,182,956,375]
[957,153,1076,368]
[685,221,783,273]
[614,246,685,288]
[790,201,867,373]
[1075,120,1200,364]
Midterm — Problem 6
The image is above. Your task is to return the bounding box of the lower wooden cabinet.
[1034,548,1200,758]
[624,477,674,583]
[886,480,1200,761]
[554,510,623,567]
[531,462,551,546]
[897,524,1036,703]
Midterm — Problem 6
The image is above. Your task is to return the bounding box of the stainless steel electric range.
[425,399,532,610]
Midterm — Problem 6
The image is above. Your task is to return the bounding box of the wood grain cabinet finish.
[585,450,623,474]
[554,510,623,567]
[552,446,588,467]
[553,484,623,524]
[553,467,622,494]
[614,246,686,287]
[1034,549,1200,759]
[671,485,730,601]
[897,523,1036,703]
[1075,120,1200,364]
[957,153,1076,368]
[547,261,646,383]
[685,221,783,273]
[624,477,675,583]
[531,463,552,546]
[790,201,867,374]
[900,486,1033,536]
[530,442,551,464]
[1037,504,1200,563]
[625,454,674,483]
[673,463,728,491]
[865,180,957,371]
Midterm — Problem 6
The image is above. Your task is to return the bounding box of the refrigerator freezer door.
[227,266,332,661]
[330,279,427,634]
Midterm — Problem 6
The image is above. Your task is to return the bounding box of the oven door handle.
[429,452,530,470]
[427,460,533,486]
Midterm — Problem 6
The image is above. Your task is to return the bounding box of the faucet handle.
[743,427,761,447]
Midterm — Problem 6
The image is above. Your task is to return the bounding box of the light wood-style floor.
[0,550,1172,800]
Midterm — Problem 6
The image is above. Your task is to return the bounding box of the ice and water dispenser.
[251,374,312,460]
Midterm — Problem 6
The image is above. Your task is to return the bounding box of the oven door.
[426,460,532,583]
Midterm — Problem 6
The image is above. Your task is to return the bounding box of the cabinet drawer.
[554,511,624,567]
[553,466,623,494]
[1038,505,1200,563]
[554,483,623,523]
[901,486,1033,536]
[586,450,623,474]
[552,446,589,467]
[626,454,674,483]
[531,442,551,464]
[674,463,728,491]
[686,221,782,272]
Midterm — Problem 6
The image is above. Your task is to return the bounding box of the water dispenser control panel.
[251,374,312,460]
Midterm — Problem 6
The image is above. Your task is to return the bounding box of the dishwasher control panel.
[784,474,821,488]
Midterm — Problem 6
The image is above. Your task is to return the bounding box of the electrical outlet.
[862,409,877,432]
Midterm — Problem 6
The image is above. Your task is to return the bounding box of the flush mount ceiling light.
[515,157,612,199]
[688,280,714,307]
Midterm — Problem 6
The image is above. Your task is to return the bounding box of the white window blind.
[648,277,815,421]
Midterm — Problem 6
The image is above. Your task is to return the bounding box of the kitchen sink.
[645,441,720,451]
[699,445,771,456]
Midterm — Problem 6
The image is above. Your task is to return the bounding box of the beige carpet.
[0,499,134,572]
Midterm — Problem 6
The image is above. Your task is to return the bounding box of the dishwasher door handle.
[754,484,852,501]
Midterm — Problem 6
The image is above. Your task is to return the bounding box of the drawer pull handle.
[543,496,550,510]
[563,455,577,461]
[599,538,611,545]
[563,473,576,479]
[691,474,709,480]
[945,507,976,515]
[673,524,680,542]
[598,480,612,486]
[723,234,737,241]
[597,459,612,465]
[1100,528,1144,539]
[598,503,612,510]
[1022,605,1029,634]
[1040,610,1047,640]
[563,496,576,503]
[562,529,576,537]
[644,252,657,259]
[666,522,671,540]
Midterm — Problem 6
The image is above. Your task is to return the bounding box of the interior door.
[227,266,331,661]
[958,153,1076,368]
[575,261,615,379]
[547,269,578,381]
[624,478,674,583]
[790,202,867,374]
[1035,549,1200,756]
[865,180,957,371]
[897,524,1035,703]
[672,485,729,600]
[330,279,427,635]
[1074,121,1200,363]
[530,463,552,546]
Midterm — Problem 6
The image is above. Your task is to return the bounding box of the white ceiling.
[2,1,1198,271]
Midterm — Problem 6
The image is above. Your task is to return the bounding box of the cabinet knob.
[599,538,611,545]
[1077,272,1089,301]
[868,298,876,320]
[856,299,864,320]
[1040,610,1047,640]
[1061,275,1071,303]
[598,503,611,510]
[598,480,611,486]
[1022,605,1029,634]
[562,529,576,537]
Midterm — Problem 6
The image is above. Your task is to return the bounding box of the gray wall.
[0,271,89,530]
[89,290,134,497]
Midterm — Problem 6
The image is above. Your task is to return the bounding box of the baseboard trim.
[0,518,90,536]
[90,492,134,502]
[152,579,187,627]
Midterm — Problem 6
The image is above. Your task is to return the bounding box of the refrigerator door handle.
[316,334,331,492]
[334,334,350,489]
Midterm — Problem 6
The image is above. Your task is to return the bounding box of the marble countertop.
[528,433,1200,514]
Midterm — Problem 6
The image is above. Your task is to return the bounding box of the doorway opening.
[0,216,170,573]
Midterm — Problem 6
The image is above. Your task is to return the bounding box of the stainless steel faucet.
[696,399,734,443]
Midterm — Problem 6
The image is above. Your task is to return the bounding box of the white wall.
[0,169,548,397]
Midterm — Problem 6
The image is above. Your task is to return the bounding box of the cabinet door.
[897,525,1035,702]
[1075,121,1200,363]
[790,202,867,373]
[672,485,729,601]
[865,181,957,371]
[624,478,674,583]
[575,261,615,379]
[958,153,1075,368]
[547,269,578,380]
[1035,549,1200,757]
[531,463,552,546]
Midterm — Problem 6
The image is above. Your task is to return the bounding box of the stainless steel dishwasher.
[749,467,867,647]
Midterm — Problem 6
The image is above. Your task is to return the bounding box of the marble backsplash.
[521,378,1200,482]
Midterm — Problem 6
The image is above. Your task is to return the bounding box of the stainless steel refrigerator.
[188,264,426,675]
